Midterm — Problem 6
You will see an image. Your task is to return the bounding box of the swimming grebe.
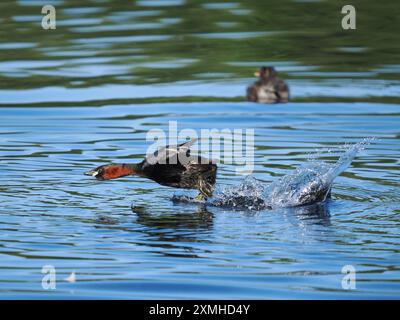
[246,66,289,103]
[85,139,217,202]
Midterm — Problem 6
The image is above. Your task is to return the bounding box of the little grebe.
[85,139,217,202]
[246,66,289,103]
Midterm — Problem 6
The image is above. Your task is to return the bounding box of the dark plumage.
[247,66,289,103]
[85,139,217,201]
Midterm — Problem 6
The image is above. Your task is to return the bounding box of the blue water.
[0,103,399,299]
[0,0,400,299]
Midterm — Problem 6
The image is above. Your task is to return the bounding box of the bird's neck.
[106,163,142,179]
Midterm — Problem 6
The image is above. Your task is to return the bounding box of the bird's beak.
[254,71,261,77]
[84,170,98,177]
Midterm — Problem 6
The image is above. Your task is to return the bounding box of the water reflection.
[131,203,213,258]
[131,203,213,232]
[283,202,331,227]
[1,0,400,103]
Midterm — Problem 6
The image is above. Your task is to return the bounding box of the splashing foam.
[212,176,267,210]
[211,138,374,210]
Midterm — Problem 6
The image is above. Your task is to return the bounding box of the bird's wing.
[274,79,289,101]
[265,78,285,101]
[144,138,198,166]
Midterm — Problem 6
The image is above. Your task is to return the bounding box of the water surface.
[0,0,399,299]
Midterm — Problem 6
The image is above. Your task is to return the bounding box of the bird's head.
[254,66,277,78]
[84,164,135,180]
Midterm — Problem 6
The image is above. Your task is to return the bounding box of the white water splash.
[212,176,266,210]
[211,138,374,210]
